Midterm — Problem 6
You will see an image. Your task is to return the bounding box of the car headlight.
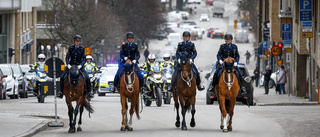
[153,74,162,79]
[39,73,46,77]
[165,73,172,79]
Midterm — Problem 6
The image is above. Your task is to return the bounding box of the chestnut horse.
[63,65,94,133]
[215,57,239,132]
[172,54,197,130]
[119,59,140,131]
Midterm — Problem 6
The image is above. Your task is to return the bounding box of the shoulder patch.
[121,42,125,45]
[178,42,182,45]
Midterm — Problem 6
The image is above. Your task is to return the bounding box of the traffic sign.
[45,57,65,78]
[234,20,238,24]
[302,27,312,32]
[281,24,291,32]
[271,46,281,56]
[264,49,270,57]
[302,21,312,27]
[277,59,283,67]
[283,40,291,45]
[282,32,292,40]
[302,32,313,38]
[300,11,312,21]
[300,0,312,10]
[85,47,92,55]
[284,48,292,53]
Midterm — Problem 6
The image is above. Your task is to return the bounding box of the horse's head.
[223,57,235,74]
[179,52,191,78]
[69,65,80,85]
[123,59,134,75]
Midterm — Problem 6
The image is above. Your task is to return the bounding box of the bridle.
[180,65,193,87]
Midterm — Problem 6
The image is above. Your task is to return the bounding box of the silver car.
[8,64,28,98]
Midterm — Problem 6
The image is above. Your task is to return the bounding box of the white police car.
[97,64,118,96]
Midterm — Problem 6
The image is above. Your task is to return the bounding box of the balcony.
[0,0,21,10]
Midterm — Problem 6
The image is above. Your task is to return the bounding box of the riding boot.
[235,72,247,95]
[56,78,63,99]
[87,79,94,98]
[196,76,205,91]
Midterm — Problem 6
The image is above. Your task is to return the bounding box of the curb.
[16,120,49,137]
[256,102,319,106]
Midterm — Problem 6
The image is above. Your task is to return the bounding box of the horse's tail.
[85,100,94,118]
[135,99,140,120]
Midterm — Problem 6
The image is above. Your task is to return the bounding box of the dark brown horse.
[173,54,197,130]
[215,57,239,132]
[118,59,140,131]
[63,65,94,133]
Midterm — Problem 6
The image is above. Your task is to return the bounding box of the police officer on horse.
[171,31,205,91]
[211,34,247,94]
[114,32,144,90]
[56,35,92,98]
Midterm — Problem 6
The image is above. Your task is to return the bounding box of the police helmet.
[163,53,170,60]
[74,35,82,41]
[224,34,233,40]
[86,55,93,60]
[126,32,135,38]
[148,54,156,62]
[182,31,191,37]
[37,54,46,61]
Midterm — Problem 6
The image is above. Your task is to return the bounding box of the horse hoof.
[181,126,187,130]
[77,127,82,131]
[175,122,180,127]
[220,125,224,129]
[120,127,126,131]
[228,128,232,131]
[68,128,75,133]
[127,127,133,131]
[222,129,228,132]
[190,121,196,127]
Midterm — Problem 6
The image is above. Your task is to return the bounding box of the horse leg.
[67,103,75,133]
[218,96,228,132]
[227,98,236,131]
[173,89,180,128]
[72,103,80,132]
[77,105,84,131]
[120,95,127,131]
[127,99,135,131]
[179,97,187,130]
[190,97,196,128]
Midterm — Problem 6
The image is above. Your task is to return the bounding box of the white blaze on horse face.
[127,75,133,89]
[228,73,232,90]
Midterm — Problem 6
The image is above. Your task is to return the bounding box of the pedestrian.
[244,50,251,65]
[190,7,193,15]
[263,66,272,94]
[253,67,259,87]
[144,48,150,62]
[144,38,149,49]
[194,7,197,14]
[277,65,287,94]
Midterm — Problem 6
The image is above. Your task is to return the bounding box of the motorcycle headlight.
[39,73,46,77]
[89,74,94,77]
[165,73,172,79]
[153,74,162,79]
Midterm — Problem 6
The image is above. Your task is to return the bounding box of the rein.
[68,73,79,97]
[180,68,193,87]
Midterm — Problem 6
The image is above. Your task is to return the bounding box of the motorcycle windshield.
[153,66,160,73]
[85,65,93,73]
[166,67,173,73]
[39,65,45,72]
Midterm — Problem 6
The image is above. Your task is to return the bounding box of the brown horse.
[173,54,197,130]
[119,59,140,131]
[215,57,239,132]
[63,65,94,133]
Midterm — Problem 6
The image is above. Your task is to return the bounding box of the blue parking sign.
[282,24,291,32]
[300,0,312,10]
[282,32,292,40]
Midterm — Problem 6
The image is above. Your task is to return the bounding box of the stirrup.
[56,92,63,99]
[241,87,247,95]
[197,85,205,91]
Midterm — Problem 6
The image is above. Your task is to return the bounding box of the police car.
[97,64,118,96]
[205,63,255,105]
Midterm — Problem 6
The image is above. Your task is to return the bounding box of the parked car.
[260,70,279,88]
[20,64,36,95]
[8,64,28,98]
[206,0,214,5]
[98,64,118,96]
[205,63,255,105]
[199,13,209,22]
[234,29,249,43]
[0,69,7,100]
[151,30,168,40]
[188,0,201,4]
[177,20,196,27]
[212,1,225,17]
[207,28,219,37]
[211,29,225,39]
[0,64,19,99]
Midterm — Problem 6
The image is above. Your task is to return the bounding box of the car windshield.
[201,14,208,17]
[10,65,21,74]
[0,67,12,75]
[102,67,118,76]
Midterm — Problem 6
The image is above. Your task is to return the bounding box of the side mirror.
[205,73,211,80]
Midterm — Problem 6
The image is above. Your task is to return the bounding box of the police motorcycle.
[84,63,100,99]
[30,62,51,103]
[142,62,165,107]
[161,62,174,104]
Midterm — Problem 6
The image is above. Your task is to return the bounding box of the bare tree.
[238,0,258,39]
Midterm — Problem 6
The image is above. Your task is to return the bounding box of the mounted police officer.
[56,35,92,99]
[211,34,246,94]
[31,54,46,95]
[171,31,205,91]
[114,32,144,90]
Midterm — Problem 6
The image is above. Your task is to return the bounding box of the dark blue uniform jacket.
[66,45,86,66]
[120,42,140,63]
[176,41,197,60]
[217,43,240,63]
